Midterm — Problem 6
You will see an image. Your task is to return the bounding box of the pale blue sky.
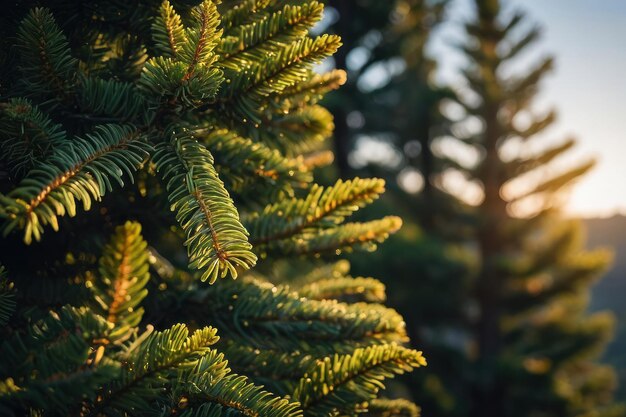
[430,0,626,217]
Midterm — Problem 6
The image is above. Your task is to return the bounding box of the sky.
[429,0,626,218]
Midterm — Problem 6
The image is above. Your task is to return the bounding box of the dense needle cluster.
[0,1,425,416]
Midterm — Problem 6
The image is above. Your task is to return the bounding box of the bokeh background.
[433,0,626,217]
[318,0,626,415]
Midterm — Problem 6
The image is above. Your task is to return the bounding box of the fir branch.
[298,276,387,303]
[153,133,257,283]
[190,278,407,353]
[180,0,223,81]
[359,398,421,417]
[247,177,386,246]
[219,34,342,97]
[289,217,403,256]
[87,325,219,416]
[219,0,275,32]
[140,56,224,107]
[221,341,316,394]
[0,124,151,243]
[261,105,335,156]
[16,7,77,102]
[293,344,426,417]
[508,110,556,140]
[505,138,575,178]
[213,103,334,159]
[293,260,352,288]
[501,27,540,61]
[153,0,188,58]
[0,98,66,178]
[219,1,324,58]
[141,1,224,108]
[270,69,347,112]
[301,151,335,171]
[197,128,311,200]
[218,34,342,122]
[0,307,118,413]
[167,353,302,417]
[0,125,150,242]
[90,221,150,331]
[77,76,148,121]
[507,57,554,100]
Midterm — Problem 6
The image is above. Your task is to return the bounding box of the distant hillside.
[583,215,626,398]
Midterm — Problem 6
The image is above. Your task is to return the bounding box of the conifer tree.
[451,1,623,416]
[324,0,623,414]
[330,2,474,414]
[0,1,427,416]
[359,0,462,235]
[323,0,399,178]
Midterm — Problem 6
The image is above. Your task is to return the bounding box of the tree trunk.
[471,103,506,417]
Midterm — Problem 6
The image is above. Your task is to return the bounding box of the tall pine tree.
[359,0,463,235]
[322,0,624,414]
[453,1,623,416]
[0,1,428,416]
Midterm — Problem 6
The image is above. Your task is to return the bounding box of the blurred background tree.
[322,0,397,178]
[325,0,625,415]
[324,1,475,414]
[454,1,619,416]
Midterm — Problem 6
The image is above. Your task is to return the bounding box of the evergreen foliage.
[293,344,425,417]
[361,398,420,417]
[0,1,425,416]
[0,267,15,327]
